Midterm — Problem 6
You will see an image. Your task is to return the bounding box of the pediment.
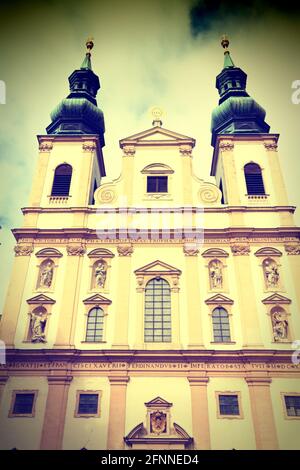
[134,260,181,276]
[205,294,234,305]
[27,294,56,305]
[145,396,173,408]
[87,248,115,258]
[35,248,63,258]
[83,294,112,305]
[120,126,195,147]
[262,293,291,305]
[202,248,229,258]
[254,247,282,257]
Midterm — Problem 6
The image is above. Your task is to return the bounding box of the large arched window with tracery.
[212,307,231,342]
[144,278,171,342]
[244,163,265,195]
[85,307,104,342]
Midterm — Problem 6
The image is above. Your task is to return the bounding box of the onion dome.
[211,35,270,146]
[46,38,105,146]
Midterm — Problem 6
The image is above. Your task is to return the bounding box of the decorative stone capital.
[183,243,199,256]
[231,244,250,256]
[39,142,53,152]
[284,243,300,255]
[82,141,97,152]
[117,244,133,256]
[14,244,34,256]
[264,142,278,151]
[47,375,73,385]
[66,245,86,256]
[179,145,192,157]
[123,145,136,157]
[219,141,234,151]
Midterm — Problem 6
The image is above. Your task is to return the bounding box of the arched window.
[144,278,171,343]
[212,307,231,342]
[51,164,72,196]
[85,307,104,342]
[244,163,265,195]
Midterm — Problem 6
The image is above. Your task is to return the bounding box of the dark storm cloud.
[190,0,300,35]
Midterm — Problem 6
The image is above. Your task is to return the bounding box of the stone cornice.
[12,226,300,244]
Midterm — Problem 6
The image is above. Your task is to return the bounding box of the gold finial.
[221,34,229,52]
[86,37,94,54]
[150,106,164,127]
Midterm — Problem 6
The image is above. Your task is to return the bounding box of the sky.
[0,0,300,310]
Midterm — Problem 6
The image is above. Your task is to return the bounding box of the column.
[0,244,33,347]
[264,142,289,206]
[121,146,135,206]
[40,374,73,450]
[188,375,210,450]
[284,244,300,308]
[0,375,8,407]
[245,376,278,450]
[28,140,52,206]
[54,244,85,348]
[112,244,133,349]
[219,141,241,205]
[180,146,193,205]
[183,245,204,348]
[231,243,263,347]
[107,375,129,450]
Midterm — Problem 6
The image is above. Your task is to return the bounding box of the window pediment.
[202,248,229,258]
[27,294,56,305]
[254,247,282,257]
[205,294,234,305]
[141,163,174,175]
[134,260,181,276]
[35,248,63,258]
[87,248,115,259]
[83,294,112,305]
[262,293,291,305]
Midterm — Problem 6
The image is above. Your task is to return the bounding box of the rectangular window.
[75,391,101,417]
[284,395,300,417]
[218,394,240,416]
[147,176,168,193]
[9,391,37,417]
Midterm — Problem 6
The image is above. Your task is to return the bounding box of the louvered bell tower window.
[51,164,72,196]
[244,163,265,195]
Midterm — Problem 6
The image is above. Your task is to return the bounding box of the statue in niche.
[263,259,280,288]
[39,260,54,288]
[150,411,167,435]
[271,310,288,342]
[30,310,47,343]
[94,260,107,288]
[209,260,223,289]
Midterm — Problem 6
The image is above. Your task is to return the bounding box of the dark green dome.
[211,38,270,146]
[211,96,270,145]
[46,45,105,146]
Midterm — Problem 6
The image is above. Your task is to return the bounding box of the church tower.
[0,38,299,451]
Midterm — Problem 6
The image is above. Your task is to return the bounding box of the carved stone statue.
[209,260,223,289]
[263,259,280,288]
[94,260,107,288]
[150,411,167,435]
[39,261,54,288]
[272,310,288,342]
[30,311,47,343]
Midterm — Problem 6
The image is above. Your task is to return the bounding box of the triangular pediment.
[83,294,112,305]
[134,260,181,275]
[120,126,195,147]
[144,396,173,408]
[262,293,291,304]
[205,294,234,305]
[27,294,56,305]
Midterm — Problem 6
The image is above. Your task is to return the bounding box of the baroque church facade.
[0,37,300,450]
